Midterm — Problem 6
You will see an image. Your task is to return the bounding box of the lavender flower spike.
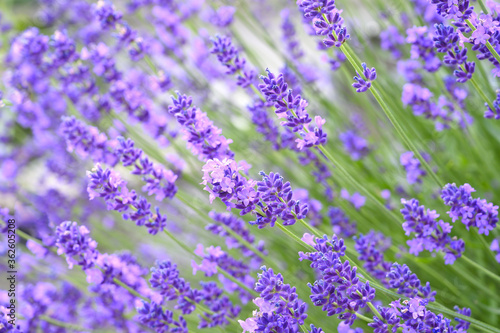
[168,92,234,161]
[298,0,350,48]
[87,163,167,235]
[401,198,465,264]
[201,158,308,228]
[259,69,327,150]
[239,266,318,332]
[352,63,377,93]
[441,183,499,235]
[55,221,98,270]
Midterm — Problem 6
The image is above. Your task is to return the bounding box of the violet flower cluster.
[433,23,476,83]
[87,163,168,234]
[490,238,500,263]
[61,116,179,202]
[484,89,500,119]
[395,12,473,130]
[352,63,377,93]
[167,93,234,161]
[339,130,370,161]
[211,35,282,148]
[441,183,499,235]
[259,69,327,150]
[298,0,350,48]
[201,158,308,228]
[210,35,333,200]
[146,260,240,330]
[55,221,98,270]
[354,231,392,286]
[239,266,317,333]
[54,218,239,332]
[369,297,470,333]
[329,206,357,237]
[401,198,465,264]
[301,234,375,326]
[191,244,254,302]
[400,151,430,185]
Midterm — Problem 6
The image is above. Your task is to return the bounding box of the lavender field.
[0,0,500,332]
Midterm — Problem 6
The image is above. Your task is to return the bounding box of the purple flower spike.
[401,198,465,264]
[301,234,375,326]
[371,297,468,332]
[352,63,377,93]
[441,183,499,235]
[168,92,234,161]
[400,151,430,185]
[87,164,167,235]
[149,260,196,314]
[137,303,187,333]
[430,0,474,21]
[298,0,350,48]
[259,69,327,150]
[454,306,472,330]
[210,35,256,88]
[201,158,307,228]
[243,266,312,331]
[354,231,392,286]
[55,221,98,270]
[387,263,436,301]
[255,171,309,227]
[329,207,357,237]
[93,0,123,30]
[339,130,370,161]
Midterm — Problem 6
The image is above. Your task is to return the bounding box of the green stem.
[367,301,383,320]
[39,315,91,331]
[112,277,148,301]
[477,0,489,13]
[176,191,269,262]
[275,221,314,250]
[461,254,500,284]
[469,76,494,110]
[315,145,402,225]
[322,13,442,187]
[368,82,442,187]
[355,312,373,323]
[163,229,258,296]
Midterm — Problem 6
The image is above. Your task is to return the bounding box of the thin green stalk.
[39,315,92,331]
[112,277,148,301]
[315,145,403,225]
[322,13,443,187]
[477,0,489,13]
[163,229,258,296]
[355,312,373,323]
[469,76,494,110]
[461,254,500,284]
[368,83,443,187]
[367,301,383,320]
[175,191,268,262]
[276,221,313,250]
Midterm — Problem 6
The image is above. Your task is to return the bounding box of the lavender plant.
[0,0,500,332]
